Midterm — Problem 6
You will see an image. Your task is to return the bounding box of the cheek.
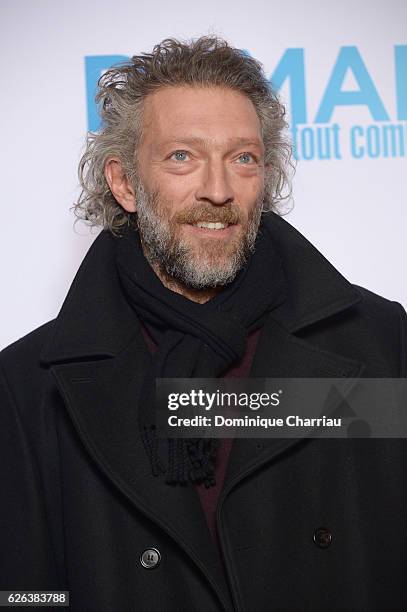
[236,180,263,212]
[231,166,264,193]
[168,184,193,203]
[154,175,196,207]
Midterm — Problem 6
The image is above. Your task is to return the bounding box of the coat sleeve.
[394,301,407,378]
[0,359,60,590]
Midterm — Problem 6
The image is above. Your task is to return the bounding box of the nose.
[195,159,234,206]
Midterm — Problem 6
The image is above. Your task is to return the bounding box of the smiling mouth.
[190,221,234,230]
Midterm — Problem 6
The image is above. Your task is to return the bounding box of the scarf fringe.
[142,425,220,488]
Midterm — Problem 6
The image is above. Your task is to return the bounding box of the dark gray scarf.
[115,214,286,487]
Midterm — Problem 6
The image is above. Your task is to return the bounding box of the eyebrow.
[158,136,264,149]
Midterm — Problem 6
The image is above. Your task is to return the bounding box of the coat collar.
[40,213,364,612]
[40,228,140,365]
[40,212,362,366]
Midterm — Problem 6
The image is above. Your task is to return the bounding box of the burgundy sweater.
[139,323,262,563]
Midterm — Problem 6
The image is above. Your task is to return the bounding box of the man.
[1,36,406,612]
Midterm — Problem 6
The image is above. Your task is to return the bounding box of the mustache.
[174,204,242,225]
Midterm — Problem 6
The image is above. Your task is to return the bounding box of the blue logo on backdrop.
[85,45,407,161]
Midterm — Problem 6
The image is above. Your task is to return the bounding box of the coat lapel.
[223,315,365,490]
[222,213,365,490]
[40,230,233,610]
[40,214,365,609]
[49,337,233,610]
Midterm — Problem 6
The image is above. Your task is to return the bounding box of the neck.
[148,259,221,304]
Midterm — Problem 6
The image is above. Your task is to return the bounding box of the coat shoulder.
[304,283,407,377]
[352,284,406,320]
[352,285,406,346]
[0,320,56,397]
[1,319,56,366]
[355,285,406,375]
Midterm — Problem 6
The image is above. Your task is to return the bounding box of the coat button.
[140,548,161,569]
[313,527,332,549]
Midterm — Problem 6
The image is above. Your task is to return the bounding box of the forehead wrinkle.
[159,136,264,151]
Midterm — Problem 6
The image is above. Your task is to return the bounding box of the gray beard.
[134,181,263,290]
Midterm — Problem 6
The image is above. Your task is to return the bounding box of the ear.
[104,157,136,213]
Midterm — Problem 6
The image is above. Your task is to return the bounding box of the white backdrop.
[1,0,406,350]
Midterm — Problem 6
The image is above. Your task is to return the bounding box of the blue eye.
[238,153,254,164]
[171,150,189,162]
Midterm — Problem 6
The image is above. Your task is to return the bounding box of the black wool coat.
[1,212,406,612]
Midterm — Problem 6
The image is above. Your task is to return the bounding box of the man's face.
[134,85,266,289]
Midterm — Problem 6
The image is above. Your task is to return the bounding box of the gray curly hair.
[74,35,293,235]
